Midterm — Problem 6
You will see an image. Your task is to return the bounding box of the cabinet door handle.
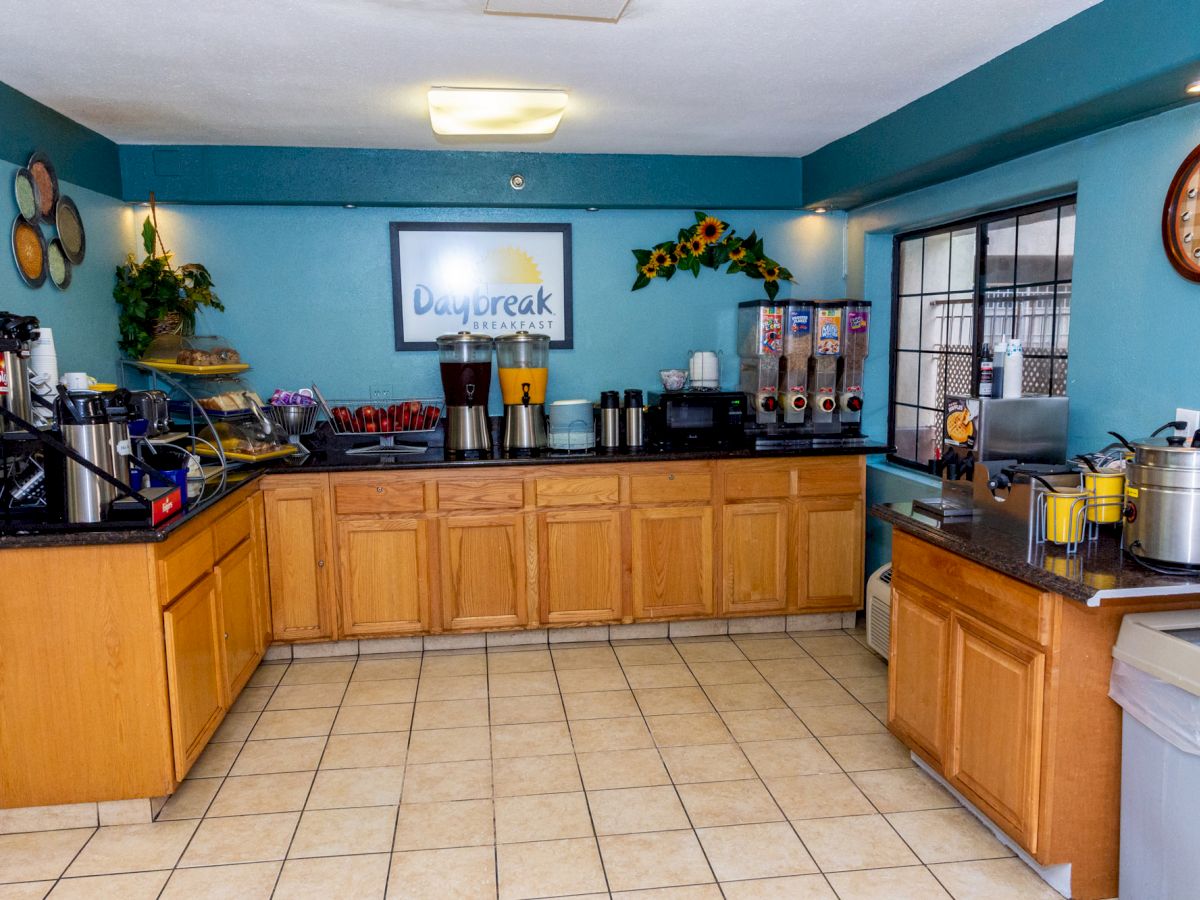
[224,632,229,640]
[376,486,384,493]
[317,560,325,568]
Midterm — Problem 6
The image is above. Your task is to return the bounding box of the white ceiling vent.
[483,0,629,23]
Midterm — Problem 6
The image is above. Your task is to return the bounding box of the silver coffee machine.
[0,312,40,435]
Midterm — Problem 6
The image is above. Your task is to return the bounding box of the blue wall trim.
[0,83,121,197]
[118,145,804,209]
[802,0,1200,210]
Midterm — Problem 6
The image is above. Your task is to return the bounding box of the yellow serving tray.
[196,444,298,463]
[140,360,251,375]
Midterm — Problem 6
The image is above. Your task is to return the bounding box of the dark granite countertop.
[1,441,889,548]
[873,501,1200,606]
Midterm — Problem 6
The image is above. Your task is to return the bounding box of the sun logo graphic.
[480,246,542,285]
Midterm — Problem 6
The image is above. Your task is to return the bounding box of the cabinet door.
[538,509,623,625]
[631,506,714,619]
[163,574,226,778]
[947,613,1046,852]
[263,484,335,641]
[439,513,529,631]
[888,580,951,766]
[336,518,430,636]
[794,496,863,611]
[720,501,789,615]
[215,540,263,698]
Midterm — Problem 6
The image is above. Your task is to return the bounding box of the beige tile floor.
[0,627,1065,900]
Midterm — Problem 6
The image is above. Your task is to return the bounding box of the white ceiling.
[0,0,1099,156]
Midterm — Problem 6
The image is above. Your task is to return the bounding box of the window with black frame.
[889,197,1075,470]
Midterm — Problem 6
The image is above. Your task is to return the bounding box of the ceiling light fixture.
[428,87,569,136]
[1187,79,1200,96]
[812,207,829,214]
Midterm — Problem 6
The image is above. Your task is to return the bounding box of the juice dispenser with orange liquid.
[495,331,550,454]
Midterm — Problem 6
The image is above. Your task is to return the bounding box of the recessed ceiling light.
[428,87,569,136]
[1187,79,1200,96]
[812,207,828,214]
[483,0,629,23]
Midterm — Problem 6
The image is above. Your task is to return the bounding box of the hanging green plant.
[631,212,795,300]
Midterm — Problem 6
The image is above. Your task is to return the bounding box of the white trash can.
[1110,610,1200,900]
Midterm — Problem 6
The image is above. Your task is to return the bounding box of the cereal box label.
[761,310,783,353]
[848,310,869,332]
[789,307,811,336]
[815,309,842,356]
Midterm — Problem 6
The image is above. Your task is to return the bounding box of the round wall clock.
[1163,142,1200,282]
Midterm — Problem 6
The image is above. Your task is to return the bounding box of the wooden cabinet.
[888,578,950,766]
[720,501,789,615]
[631,506,714,619]
[262,478,335,641]
[439,513,529,630]
[538,508,624,624]
[215,539,262,698]
[794,496,863,610]
[947,613,1045,851]
[336,517,430,636]
[163,573,226,777]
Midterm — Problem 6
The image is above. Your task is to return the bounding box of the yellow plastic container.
[1044,490,1088,544]
[1083,471,1126,524]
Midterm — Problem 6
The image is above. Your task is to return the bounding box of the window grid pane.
[889,197,1075,469]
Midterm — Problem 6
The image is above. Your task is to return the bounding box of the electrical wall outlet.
[1175,408,1200,438]
[369,384,394,403]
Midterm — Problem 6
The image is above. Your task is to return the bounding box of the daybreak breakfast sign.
[390,222,574,350]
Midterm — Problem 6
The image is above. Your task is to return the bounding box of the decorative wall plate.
[55,195,86,264]
[11,215,47,288]
[1163,142,1200,282]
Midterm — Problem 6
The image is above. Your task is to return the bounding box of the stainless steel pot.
[1123,439,1200,567]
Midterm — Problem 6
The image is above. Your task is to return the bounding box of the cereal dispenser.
[810,301,844,431]
[837,301,870,429]
[781,300,813,425]
[736,300,783,425]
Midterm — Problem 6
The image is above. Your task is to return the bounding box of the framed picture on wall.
[390,222,574,350]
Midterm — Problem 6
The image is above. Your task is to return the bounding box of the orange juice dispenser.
[810,301,844,432]
[496,331,550,454]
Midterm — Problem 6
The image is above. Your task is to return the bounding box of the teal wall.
[150,205,846,409]
[1,159,128,383]
[852,100,1200,564]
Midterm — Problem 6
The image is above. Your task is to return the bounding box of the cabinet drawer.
[535,475,619,508]
[438,479,525,511]
[630,472,712,504]
[333,476,426,515]
[794,458,863,496]
[894,532,1051,646]
[722,468,791,500]
[159,529,215,603]
[212,499,253,560]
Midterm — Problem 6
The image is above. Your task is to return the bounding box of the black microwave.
[651,391,748,449]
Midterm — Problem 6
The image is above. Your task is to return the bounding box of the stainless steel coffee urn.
[0,312,40,434]
[56,388,117,523]
[1123,437,1200,567]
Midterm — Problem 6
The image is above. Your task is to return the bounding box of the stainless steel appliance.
[1123,438,1200,568]
[650,391,748,450]
[925,395,1072,525]
[56,388,116,523]
[129,390,170,437]
[598,391,620,452]
[437,332,493,459]
[496,331,549,455]
[624,389,645,451]
[0,312,40,435]
[103,390,133,487]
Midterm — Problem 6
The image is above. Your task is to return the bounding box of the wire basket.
[326,399,445,455]
[270,404,318,439]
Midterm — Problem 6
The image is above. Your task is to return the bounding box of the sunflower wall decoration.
[631,212,795,301]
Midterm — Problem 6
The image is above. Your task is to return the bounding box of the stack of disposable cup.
[689,350,720,389]
[28,328,58,427]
